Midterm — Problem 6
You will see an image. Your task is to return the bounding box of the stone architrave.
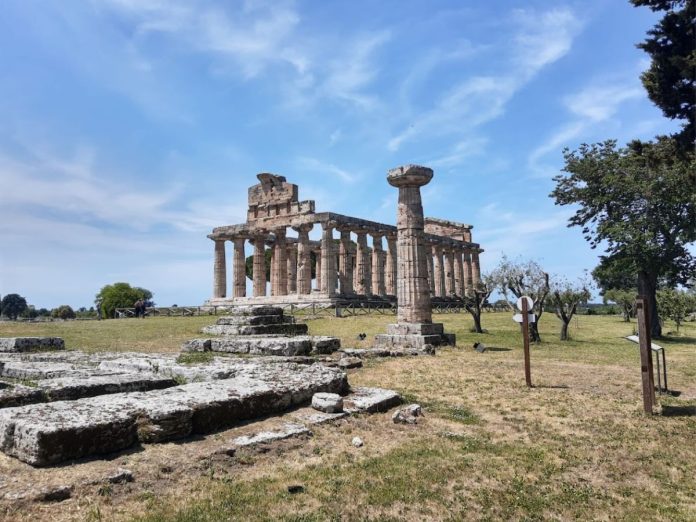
[454,248,464,298]
[338,229,354,295]
[286,243,297,294]
[444,247,455,297]
[294,225,312,295]
[371,233,386,297]
[233,238,247,298]
[375,164,454,349]
[213,239,227,298]
[320,223,337,296]
[250,235,267,297]
[385,234,397,296]
[432,244,445,298]
[355,230,370,296]
[463,249,473,295]
[272,228,287,296]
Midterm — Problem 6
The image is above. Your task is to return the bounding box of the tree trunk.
[638,270,661,338]
[560,321,569,341]
[529,322,541,343]
[472,312,483,333]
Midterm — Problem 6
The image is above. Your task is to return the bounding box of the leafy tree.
[51,305,76,320]
[0,293,28,320]
[551,138,696,338]
[550,278,591,340]
[490,256,550,342]
[631,0,696,148]
[604,288,637,322]
[20,306,39,319]
[462,273,494,334]
[657,288,694,332]
[95,283,153,319]
[592,256,637,294]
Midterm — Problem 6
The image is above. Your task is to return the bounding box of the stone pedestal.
[375,164,454,350]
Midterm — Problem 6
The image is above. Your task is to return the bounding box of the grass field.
[1,312,695,521]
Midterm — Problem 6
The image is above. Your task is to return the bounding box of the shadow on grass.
[659,335,696,345]
[533,384,570,390]
[661,405,696,417]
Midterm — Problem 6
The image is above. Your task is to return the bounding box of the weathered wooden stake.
[636,296,656,414]
[521,298,532,387]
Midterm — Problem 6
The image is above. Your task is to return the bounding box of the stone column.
[213,239,227,298]
[315,248,322,291]
[338,229,354,295]
[454,248,464,298]
[233,238,246,298]
[320,222,337,296]
[472,248,482,288]
[444,247,455,297]
[463,249,473,295]
[371,233,386,297]
[251,235,266,297]
[385,234,397,296]
[272,228,287,296]
[294,224,312,295]
[286,244,297,294]
[426,243,435,295]
[355,230,370,296]
[432,244,445,298]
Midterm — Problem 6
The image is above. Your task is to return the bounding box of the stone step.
[216,314,290,326]
[202,323,309,336]
[225,305,285,316]
[0,338,65,353]
[0,363,348,466]
[182,335,340,356]
[344,387,402,413]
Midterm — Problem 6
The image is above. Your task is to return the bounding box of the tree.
[462,273,494,334]
[551,138,696,338]
[604,288,637,322]
[550,279,591,340]
[592,256,637,295]
[0,293,28,320]
[51,305,76,320]
[95,283,154,319]
[631,0,696,148]
[491,256,550,342]
[657,288,694,332]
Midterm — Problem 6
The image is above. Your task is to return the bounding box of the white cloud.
[295,156,357,183]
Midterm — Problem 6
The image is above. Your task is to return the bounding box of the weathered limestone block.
[216,315,288,326]
[310,336,341,354]
[232,423,311,448]
[0,362,90,380]
[392,404,422,424]
[201,323,308,336]
[181,339,211,352]
[0,384,45,408]
[228,305,284,316]
[0,338,65,353]
[290,409,348,425]
[311,392,343,413]
[344,387,402,413]
[38,374,178,402]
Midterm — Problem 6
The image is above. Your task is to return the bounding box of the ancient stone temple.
[207,171,483,305]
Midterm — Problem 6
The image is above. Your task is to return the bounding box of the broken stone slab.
[310,336,341,355]
[0,362,348,466]
[336,357,362,369]
[0,384,45,408]
[34,485,72,502]
[231,423,312,448]
[0,361,99,380]
[290,409,348,425]
[311,392,343,413]
[201,323,309,336]
[0,337,65,353]
[392,404,423,424]
[37,373,178,402]
[344,387,402,413]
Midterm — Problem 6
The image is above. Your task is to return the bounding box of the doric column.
[463,249,473,295]
[454,248,464,298]
[272,227,287,296]
[385,234,397,296]
[250,235,267,297]
[213,239,226,298]
[338,229,354,295]
[388,165,433,324]
[315,248,322,290]
[426,243,435,295]
[472,248,482,288]
[355,230,370,296]
[444,247,455,297]
[233,238,246,298]
[320,222,337,296]
[432,244,445,298]
[286,244,297,294]
[294,224,312,295]
[371,233,386,296]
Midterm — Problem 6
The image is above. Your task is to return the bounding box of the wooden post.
[636,296,656,413]
[521,298,532,387]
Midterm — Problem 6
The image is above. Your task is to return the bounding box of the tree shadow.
[658,335,696,345]
[533,384,570,390]
[485,347,512,352]
[661,405,696,417]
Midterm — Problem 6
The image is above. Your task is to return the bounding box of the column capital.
[292,223,313,234]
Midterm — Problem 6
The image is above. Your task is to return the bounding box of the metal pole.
[521,298,532,387]
[636,297,656,413]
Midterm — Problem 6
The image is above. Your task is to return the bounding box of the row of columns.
[212,225,481,299]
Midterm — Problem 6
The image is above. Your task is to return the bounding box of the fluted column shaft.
[426,245,434,295]
[444,248,455,297]
[251,236,266,297]
[339,230,354,294]
[213,239,227,298]
[286,244,297,294]
[432,245,445,298]
[272,228,287,296]
[371,234,385,296]
[472,249,482,288]
[295,225,312,295]
[385,236,397,296]
[355,231,370,295]
[454,248,464,298]
[233,238,246,298]
[320,223,336,296]
[463,250,473,295]
[315,249,322,290]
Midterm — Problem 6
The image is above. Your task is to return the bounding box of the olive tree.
[550,278,591,340]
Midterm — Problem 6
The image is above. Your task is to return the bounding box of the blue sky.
[0,0,680,309]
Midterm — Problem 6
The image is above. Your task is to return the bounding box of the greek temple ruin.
[207,172,483,305]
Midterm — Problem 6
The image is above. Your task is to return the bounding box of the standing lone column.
[294,225,313,295]
[272,228,287,296]
[286,244,297,294]
[355,230,370,296]
[371,233,386,297]
[385,234,397,296]
[251,235,267,297]
[463,249,473,295]
[444,247,455,297]
[233,238,246,298]
[213,239,227,298]
[320,222,337,296]
[338,229,354,295]
[454,248,464,298]
[432,245,445,298]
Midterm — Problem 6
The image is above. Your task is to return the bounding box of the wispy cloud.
[295,156,357,183]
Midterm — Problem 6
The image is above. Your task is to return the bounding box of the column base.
[374,323,455,350]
